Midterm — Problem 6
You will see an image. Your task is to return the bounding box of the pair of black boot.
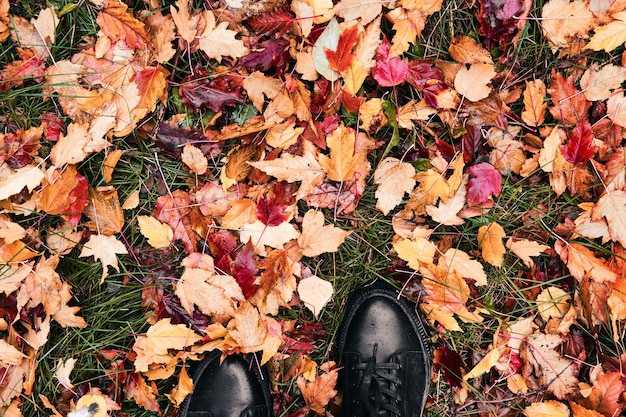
[180,282,432,417]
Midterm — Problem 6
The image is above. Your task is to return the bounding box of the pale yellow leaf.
[54,358,76,390]
[454,63,496,102]
[198,12,247,61]
[266,121,304,149]
[441,248,487,286]
[78,234,128,283]
[298,275,334,318]
[574,203,610,242]
[526,334,578,399]
[221,199,257,230]
[0,165,44,201]
[554,240,617,283]
[426,182,466,226]
[0,219,26,244]
[373,157,416,215]
[137,215,173,249]
[181,143,208,175]
[242,71,282,111]
[506,238,549,268]
[334,0,387,25]
[145,318,202,355]
[538,127,564,173]
[542,0,596,49]
[298,209,351,257]
[536,287,570,321]
[396,99,436,128]
[607,91,626,127]
[240,220,300,256]
[478,222,506,267]
[50,123,90,166]
[175,268,240,318]
[586,11,626,52]
[592,190,626,246]
[170,0,197,44]
[580,63,626,101]
[122,189,140,210]
[0,340,26,366]
[449,35,492,64]
[393,237,436,268]
[228,302,268,352]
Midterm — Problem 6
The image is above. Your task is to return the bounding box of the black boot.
[180,350,272,417]
[336,282,431,417]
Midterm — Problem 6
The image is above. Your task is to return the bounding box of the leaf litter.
[1,0,626,415]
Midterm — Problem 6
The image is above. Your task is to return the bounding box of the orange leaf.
[522,80,547,127]
[228,302,268,352]
[83,186,125,235]
[166,366,194,407]
[97,0,150,50]
[296,364,338,415]
[298,209,351,257]
[318,124,367,181]
[477,222,506,267]
[125,373,160,412]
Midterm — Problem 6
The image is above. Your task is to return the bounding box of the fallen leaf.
[298,210,351,257]
[441,248,487,286]
[373,157,416,215]
[79,234,128,283]
[198,10,248,61]
[506,238,549,267]
[228,302,268,352]
[526,333,578,399]
[467,163,502,206]
[478,222,506,267]
[144,318,202,355]
[102,149,125,183]
[449,35,493,64]
[541,0,595,49]
[0,166,45,201]
[181,143,208,175]
[580,63,626,101]
[137,216,173,249]
[97,0,150,49]
[586,11,626,52]
[523,401,570,417]
[83,186,125,235]
[464,347,500,380]
[561,121,596,165]
[555,240,617,283]
[240,220,300,256]
[373,38,408,87]
[175,268,239,318]
[426,182,467,226]
[454,63,496,102]
[536,287,571,321]
[592,190,626,247]
[393,237,437,268]
[298,275,334,318]
[296,364,338,414]
[318,124,367,181]
[54,358,76,390]
[166,365,193,407]
[522,80,547,126]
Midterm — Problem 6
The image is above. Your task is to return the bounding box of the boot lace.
[354,344,403,417]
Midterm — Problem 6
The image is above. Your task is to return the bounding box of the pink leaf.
[467,163,502,206]
[373,39,408,87]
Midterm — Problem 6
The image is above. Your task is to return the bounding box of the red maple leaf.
[373,39,408,87]
[561,120,597,164]
[406,60,443,91]
[257,194,289,226]
[65,173,89,227]
[325,25,358,73]
[179,70,244,113]
[231,245,259,299]
[467,162,502,206]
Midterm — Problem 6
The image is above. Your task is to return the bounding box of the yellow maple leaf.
[228,302,268,352]
[78,234,128,283]
[0,165,44,201]
[464,347,501,380]
[298,209,351,257]
[137,216,173,249]
[477,222,506,267]
[555,241,617,283]
[175,268,242,317]
[393,237,436,268]
[198,10,248,61]
[541,0,596,50]
[242,71,283,112]
[506,238,549,268]
[373,157,416,215]
[426,182,466,226]
[170,0,198,45]
[181,143,208,175]
[318,125,367,181]
[449,35,493,65]
[592,190,626,247]
[144,318,202,355]
[441,248,487,286]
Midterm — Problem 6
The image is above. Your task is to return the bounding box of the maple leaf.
[242,71,282,112]
[325,25,358,73]
[477,222,506,267]
[50,123,92,166]
[522,79,547,127]
[180,71,244,113]
[54,282,88,328]
[97,0,149,49]
[36,165,89,227]
[467,163,502,206]
[10,7,58,60]
[591,190,626,247]
[124,373,160,412]
[0,0,8,42]
[426,182,467,226]
[154,190,200,254]
[373,38,408,87]
[0,166,44,201]
[79,234,128,283]
[240,220,300,256]
[54,358,76,390]
[506,238,549,268]
[373,157,416,215]
[83,186,125,236]
[334,0,386,25]
[227,302,268,352]
[393,237,437,268]
[298,209,351,257]
[554,240,617,283]
[181,143,208,175]
[170,0,198,46]
[175,268,242,318]
[561,121,596,165]
[296,364,338,415]
[166,365,194,407]
[137,216,173,249]
[606,92,626,128]
[298,275,334,318]
[441,248,488,286]
[319,124,368,181]
[454,63,497,102]
[569,402,605,417]
[198,10,248,61]
[526,333,578,399]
